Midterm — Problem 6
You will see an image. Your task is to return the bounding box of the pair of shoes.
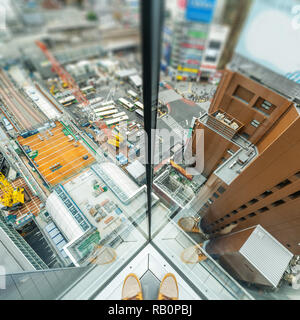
[178,218,207,264]
[122,273,179,300]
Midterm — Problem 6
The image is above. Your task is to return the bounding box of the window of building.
[271,199,286,207]
[239,204,247,210]
[239,217,246,221]
[241,132,250,140]
[205,56,217,63]
[261,100,272,111]
[231,210,238,214]
[227,149,235,156]
[233,85,254,104]
[253,98,276,116]
[220,157,227,164]
[225,214,230,218]
[295,171,300,179]
[217,186,226,194]
[275,179,291,189]
[258,207,269,213]
[213,192,219,199]
[209,40,221,49]
[260,190,273,198]
[250,120,260,128]
[248,212,256,218]
[289,191,300,200]
[248,198,259,205]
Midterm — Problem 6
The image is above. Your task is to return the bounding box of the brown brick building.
[190,70,300,254]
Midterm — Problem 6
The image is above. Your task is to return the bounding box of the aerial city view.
[0,0,300,304]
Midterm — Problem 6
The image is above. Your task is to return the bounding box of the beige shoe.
[178,217,201,233]
[122,274,143,300]
[180,243,207,264]
[158,273,179,300]
[89,245,117,265]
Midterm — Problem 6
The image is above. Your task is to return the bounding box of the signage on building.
[185,0,216,23]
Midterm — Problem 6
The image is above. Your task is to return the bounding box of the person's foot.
[158,273,179,300]
[178,217,201,233]
[122,274,143,300]
[180,244,207,264]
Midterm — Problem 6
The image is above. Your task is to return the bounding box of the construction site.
[17,122,95,187]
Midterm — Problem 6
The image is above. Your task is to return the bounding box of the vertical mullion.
[140,0,165,240]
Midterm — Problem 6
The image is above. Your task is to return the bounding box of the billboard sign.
[185,0,216,23]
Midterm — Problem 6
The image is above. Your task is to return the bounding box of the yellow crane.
[50,84,56,95]
[0,173,24,210]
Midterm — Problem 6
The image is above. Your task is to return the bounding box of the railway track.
[0,69,46,130]
[0,85,30,130]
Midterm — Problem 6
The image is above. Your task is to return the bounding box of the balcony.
[206,109,244,140]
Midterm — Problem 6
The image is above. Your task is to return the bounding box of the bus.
[118,98,134,111]
[81,86,95,94]
[94,105,115,113]
[135,109,144,118]
[58,95,76,106]
[89,97,102,105]
[2,117,13,131]
[127,90,138,99]
[96,109,118,119]
[78,96,102,108]
[134,101,144,110]
[106,115,129,126]
[95,110,117,119]
[101,100,115,107]
[111,111,126,118]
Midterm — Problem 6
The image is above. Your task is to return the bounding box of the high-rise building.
[190,69,300,254]
[171,18,209,81]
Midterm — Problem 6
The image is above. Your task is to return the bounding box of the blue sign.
[186,0,216,23]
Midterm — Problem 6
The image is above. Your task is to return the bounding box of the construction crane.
[0,173,24,211]
[35,40,89,106]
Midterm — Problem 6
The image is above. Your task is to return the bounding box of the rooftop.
[214,146,257,185]
[230,53,300,103]
[17,121,95,187]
